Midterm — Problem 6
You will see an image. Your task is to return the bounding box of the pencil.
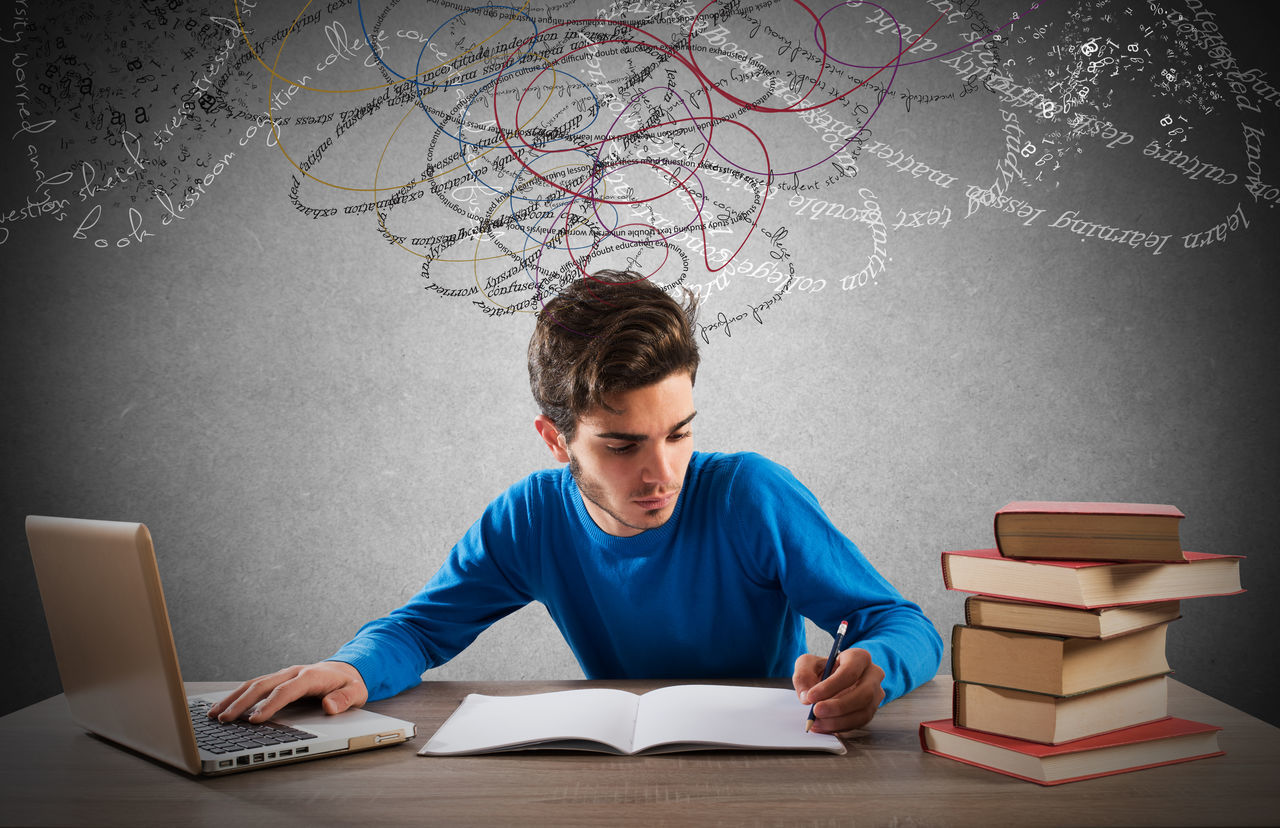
[805,620,848,733]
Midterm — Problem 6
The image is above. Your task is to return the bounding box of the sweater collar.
[563,453,699,551]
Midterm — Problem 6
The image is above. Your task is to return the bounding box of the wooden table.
[1,676,1276,826]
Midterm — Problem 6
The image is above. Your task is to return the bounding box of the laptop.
[25,515,417,775]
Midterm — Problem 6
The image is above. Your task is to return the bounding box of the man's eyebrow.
[594,411,697,442]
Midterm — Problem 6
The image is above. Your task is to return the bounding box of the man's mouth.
[633,491,677,511]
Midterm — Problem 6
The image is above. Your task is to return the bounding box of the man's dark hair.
[528,270,700,443]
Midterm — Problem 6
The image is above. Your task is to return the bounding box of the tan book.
[964,596,1182,639]
[994,501,1186,562]
[954,676,1169,744]
[941,549,1243,608]
[950,623,1171,696]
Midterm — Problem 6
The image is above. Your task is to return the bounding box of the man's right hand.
[206,661,369,723]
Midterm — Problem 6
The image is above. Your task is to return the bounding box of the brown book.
[920,717,1223,786]
[995,501,1186,562]
[964,596,1181,639]
[950,623,1171,696]
[954,675,1169,744]
[942,548,1243,608]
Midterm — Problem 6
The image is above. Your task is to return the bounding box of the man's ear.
[534,415,572,463]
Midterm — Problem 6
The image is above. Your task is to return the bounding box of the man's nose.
[642,441,676,484]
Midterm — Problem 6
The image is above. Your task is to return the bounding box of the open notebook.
[420,684,846,756]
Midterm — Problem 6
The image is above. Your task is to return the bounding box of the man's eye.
[607,444,635,455]
[669,431,691,441]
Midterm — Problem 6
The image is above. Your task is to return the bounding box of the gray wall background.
[3,0,1278,727]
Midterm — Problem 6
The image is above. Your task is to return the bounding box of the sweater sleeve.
[326,483,535,701]
[729,453,943,704]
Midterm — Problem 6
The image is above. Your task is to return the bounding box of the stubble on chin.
[568,453,671,534]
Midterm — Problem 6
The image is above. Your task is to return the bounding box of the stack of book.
[920,501,1244,785]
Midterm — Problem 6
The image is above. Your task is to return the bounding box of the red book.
[995,501,1187,562]
[941,549,1243,608]
[919,717,1223,785]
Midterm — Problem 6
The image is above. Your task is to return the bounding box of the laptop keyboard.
[188,699,319,755]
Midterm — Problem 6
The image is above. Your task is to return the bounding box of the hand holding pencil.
[792,621,887,733]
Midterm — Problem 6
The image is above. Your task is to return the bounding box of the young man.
[211,271,942,733]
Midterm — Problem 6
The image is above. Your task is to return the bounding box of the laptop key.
[189,701,322,760]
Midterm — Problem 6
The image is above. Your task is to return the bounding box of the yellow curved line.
[233,0,533,94]
[238,1,654,277]
[262,6,569,193]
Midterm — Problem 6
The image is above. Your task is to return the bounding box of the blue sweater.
[330,451,942,703]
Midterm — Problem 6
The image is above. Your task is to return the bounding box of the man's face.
[536,372,696,538]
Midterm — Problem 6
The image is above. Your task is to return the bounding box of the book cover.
[942,548,1243,608]
[995,501,1187,562]
[919,717,1223,785]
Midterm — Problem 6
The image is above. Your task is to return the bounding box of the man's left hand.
[792,647,886,733]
